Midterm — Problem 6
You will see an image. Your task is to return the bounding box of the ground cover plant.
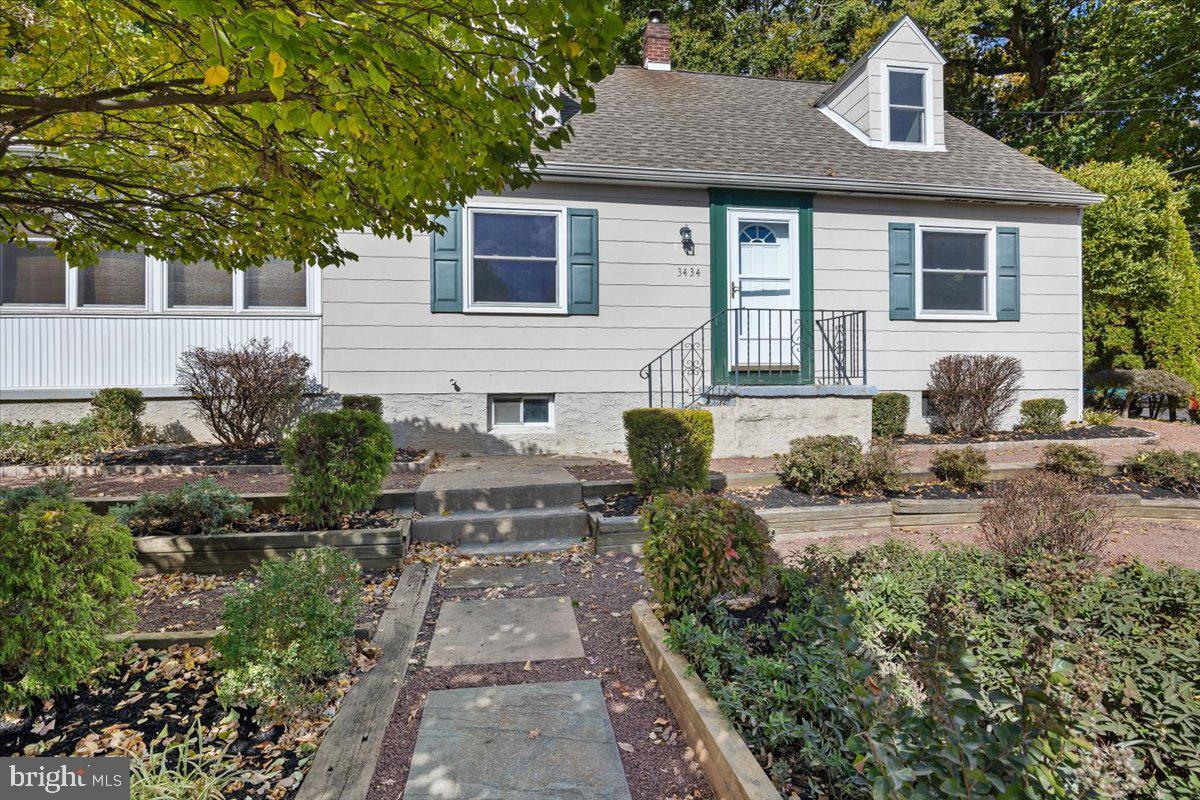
[1039,443,1105,479]
[929,447,987,490]
[112,478,251,536]
[776,436,905,496]
[0,388,148,465]
[623,408,714,496]
[1122,449,1200,493]
[664,539,1200,799]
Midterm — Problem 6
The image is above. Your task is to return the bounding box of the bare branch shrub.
[980,473,1114,561]
[926,354,1023,436]
[177,339,311,449]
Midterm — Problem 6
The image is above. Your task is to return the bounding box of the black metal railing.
[639,308,867,409]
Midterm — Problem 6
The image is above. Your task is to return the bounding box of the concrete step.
[411,505,591,545]
[415,480,582,515]
[457,536,589,557]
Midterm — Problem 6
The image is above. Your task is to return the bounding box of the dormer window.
[887,67,928,144]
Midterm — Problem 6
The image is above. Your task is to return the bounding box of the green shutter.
[888,222,916,320]
[567,208,599,315]
[429,207,462,313]
[996,226,1020,321]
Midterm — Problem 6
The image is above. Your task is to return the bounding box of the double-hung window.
[886,67,928,145]
[466,207,565,312]
[918,228,991,316]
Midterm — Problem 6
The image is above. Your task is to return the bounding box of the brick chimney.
[642,10,671,71]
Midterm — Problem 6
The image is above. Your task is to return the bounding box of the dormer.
[817,16,947,152]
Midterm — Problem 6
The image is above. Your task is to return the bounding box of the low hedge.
[283,409,395,527]
[623,408,714,496]
[930,447,987,490]
[871,392,909,439]
[0,387,148,464]
[1017,397,1067,433]
[341,394,383,416]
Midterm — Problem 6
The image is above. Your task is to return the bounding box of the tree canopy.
[1069,158,1200,387]
[0,1,620,269]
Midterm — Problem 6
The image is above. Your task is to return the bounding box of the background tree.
[0,1,620,269]
[1067,158,1200,387]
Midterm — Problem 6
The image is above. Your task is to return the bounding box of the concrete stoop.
[411,457,587,550]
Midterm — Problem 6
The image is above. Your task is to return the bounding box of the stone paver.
[404,679,632,800]
[426,596,584,667]
[443,563,565,590]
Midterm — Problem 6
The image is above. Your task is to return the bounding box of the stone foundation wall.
[706,392,874,458]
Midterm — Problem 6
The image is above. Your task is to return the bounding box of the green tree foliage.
[1068,158,1200,388]
[0,1,620,269]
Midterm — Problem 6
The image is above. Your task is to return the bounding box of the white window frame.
[914,224,995,320]
[881,62,934,151]
[488,394,555,430]
[0,242,319,318]
[464,203,569,315]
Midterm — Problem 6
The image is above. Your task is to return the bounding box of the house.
[0,15,1100,457]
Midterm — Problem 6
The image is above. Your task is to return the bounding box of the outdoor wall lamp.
[679,225,695,255]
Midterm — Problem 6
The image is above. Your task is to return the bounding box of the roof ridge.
[610,64,833,87]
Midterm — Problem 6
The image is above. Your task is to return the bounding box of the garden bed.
[896,423,1152,447]
[126,509,399,537]
[0,446,434,477]
[0,642,377,798]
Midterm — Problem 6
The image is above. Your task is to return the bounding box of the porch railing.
[639,308,867,409]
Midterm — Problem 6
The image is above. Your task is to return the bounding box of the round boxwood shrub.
[930,447,988,490]
[1017,397,1067,433]
[623,408,714,496]
[777,435,863,495]
[871,392,910,439]
[341,394,383,416]
[282,409,395,527]
[0,496,138,711]
[1038,443,1104,479]
[640,492,772,618]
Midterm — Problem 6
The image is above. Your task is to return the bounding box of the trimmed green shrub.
[0,498,138,711]
[283,409,394,527]
[90,387,146,446]
[0,419,111,465]
[930,447,987,490]
[859,441,908,493]
[1038,443,1104,479]
[111,478,251,536]
[1017,397,1067,433]
[341,394,383,416]
[214,547,362,722]
[640,492,772,618]
[777,435,862,495]
[1123,449,1200,492]
[871,392,909,439]
[623,408,714,496]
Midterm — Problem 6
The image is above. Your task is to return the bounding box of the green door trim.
[709,188,815,385]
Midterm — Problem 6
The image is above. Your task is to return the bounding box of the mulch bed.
[0,643,377,799]
[897,424,1152,445]
[566,461,634,482]
[70,443,428,468]
[133,569,403,634]
[0,470,426,497]
[123,509,399,538]
[367,545,712,800]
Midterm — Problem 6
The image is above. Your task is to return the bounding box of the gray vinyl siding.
[812,194,1083,429]
[321,182,712,397]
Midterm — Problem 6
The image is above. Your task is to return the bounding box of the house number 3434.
[677,267,702,279]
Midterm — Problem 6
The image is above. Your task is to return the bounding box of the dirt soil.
[897,423,1151,445]
[123,509,399,537]
[133,569,403,634]
[367,546,711,800]
[774,520,1200,571]
[0,470,425,497]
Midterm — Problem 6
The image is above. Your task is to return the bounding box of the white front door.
[727,209,800,369]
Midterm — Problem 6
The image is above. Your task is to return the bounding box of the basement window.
[490,395,554,429]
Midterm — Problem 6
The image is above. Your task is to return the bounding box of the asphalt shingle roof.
[545,67,1096,203]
